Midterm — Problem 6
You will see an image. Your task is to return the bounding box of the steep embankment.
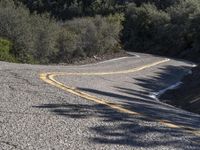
[160,65,200,114]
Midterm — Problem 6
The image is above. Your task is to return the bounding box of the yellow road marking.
[40,58,200,137]
[44,59,170,76]
[41,74,139,115]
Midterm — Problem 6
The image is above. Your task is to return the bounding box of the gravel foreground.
[0,53,200,150]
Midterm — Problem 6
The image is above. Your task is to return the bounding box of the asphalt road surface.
[0,53,200,150]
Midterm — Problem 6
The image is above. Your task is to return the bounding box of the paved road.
[0,53,199,150]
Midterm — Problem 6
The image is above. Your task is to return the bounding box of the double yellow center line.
[40,58,200,137]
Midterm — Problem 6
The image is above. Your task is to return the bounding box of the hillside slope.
[160,65,200,114]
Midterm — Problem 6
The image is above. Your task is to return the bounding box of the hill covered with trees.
[1,0,200,63]
[0,0,124,63]
[15,0,126,20]
[122,0,200,62]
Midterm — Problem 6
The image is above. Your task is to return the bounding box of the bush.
[133,0,181,9]
[122,3,170,52]
[0,38,16,62]
[16,0,126,20]
[30,13,60,63]
[0,0,34,63]
[64,14,124,57]
[0,0,60,63]
[53,29,78,63]
[165,0,200,56]
[122,0,200,61]
[0,0,123,64]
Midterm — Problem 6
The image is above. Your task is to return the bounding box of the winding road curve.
[0,53,200,149]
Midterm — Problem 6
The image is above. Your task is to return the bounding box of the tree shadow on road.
[33,102,200,149]
[130,65,191,92]
[33,65,200,149]
[78,65,200,128]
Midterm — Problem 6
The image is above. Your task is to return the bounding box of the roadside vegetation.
[0,38,16,62]
[1,0,200,63]
[0,0,200,63]
[0,0,123,64]
[122,0,200,62]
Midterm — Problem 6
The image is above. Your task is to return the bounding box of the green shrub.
[133,0,181,9]
[164,0,200,56]
[30,13,60,64]
[53,29,78,63]
[122,0,200,61]
[64,14,123,57]
[0,0,35,63]
[122,3,170,52]
[0,0,123,64]
[0,38,16,62]
[16,0,126,20]
[0,0,60,63]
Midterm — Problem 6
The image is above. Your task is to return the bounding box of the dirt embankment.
[160,65,200,114]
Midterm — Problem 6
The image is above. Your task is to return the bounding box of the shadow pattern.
[34,65,200,149]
